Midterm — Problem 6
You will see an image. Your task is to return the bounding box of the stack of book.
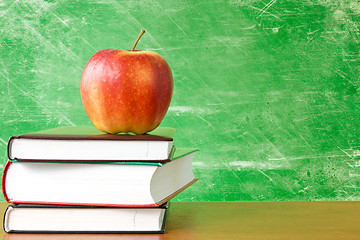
[2,126,198,233]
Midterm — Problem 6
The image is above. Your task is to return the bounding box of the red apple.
[80,30,173,134]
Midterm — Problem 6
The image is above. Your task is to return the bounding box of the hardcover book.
[3,203,169,233]
[7,126,175,162]
[2,148,198,207]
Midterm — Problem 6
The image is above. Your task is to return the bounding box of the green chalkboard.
[0,0,359,201]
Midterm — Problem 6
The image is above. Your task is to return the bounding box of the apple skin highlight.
[80,49,173,135]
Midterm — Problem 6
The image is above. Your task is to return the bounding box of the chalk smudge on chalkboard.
[236,0,280,20]
[168,106,216,127]
[0,138,7,147]
[104,0,164,51]
[255,0,278,19]
[258,169,274,182]
[338,147,360,159]
[22,21,57,53]
[229,160,288,170]
[52,12,70,27]
[169,106,218,115]
[153,1,190,39]
[192,162,205,167]
[81,37,97,51]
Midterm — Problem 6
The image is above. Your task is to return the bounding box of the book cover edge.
[11,126,175,141]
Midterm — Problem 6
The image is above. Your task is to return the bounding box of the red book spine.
[2,160,11,202]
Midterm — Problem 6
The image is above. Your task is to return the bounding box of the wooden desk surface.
[0,201,359,240]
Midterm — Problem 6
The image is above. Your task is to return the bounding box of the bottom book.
[3,203,169,233]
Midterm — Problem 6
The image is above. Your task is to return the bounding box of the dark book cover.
[8,126,175,142]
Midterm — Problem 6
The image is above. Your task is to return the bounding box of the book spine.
[3,204,14,233]
[7,137,16,161]
[2,160,11,202]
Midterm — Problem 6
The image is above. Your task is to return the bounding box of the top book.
[7,126,175,162]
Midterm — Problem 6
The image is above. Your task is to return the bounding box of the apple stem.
[132,29,146,51]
